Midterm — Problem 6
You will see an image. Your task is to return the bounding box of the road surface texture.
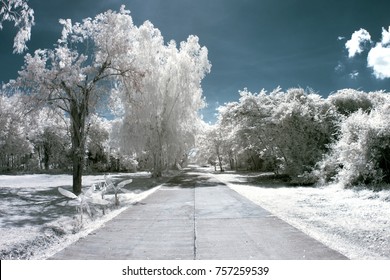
[50,168,347,260]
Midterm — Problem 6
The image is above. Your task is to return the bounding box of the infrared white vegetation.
[112,22,211,177]
[198,87,390,188]
[0,0,34,53]
[2,5,210,191]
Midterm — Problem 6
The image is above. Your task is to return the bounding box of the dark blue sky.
[1,0,390,122]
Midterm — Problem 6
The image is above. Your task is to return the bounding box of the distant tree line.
[196,87,390,188]
[0,94,136,173]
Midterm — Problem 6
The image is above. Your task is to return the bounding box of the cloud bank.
[346,27,390,79]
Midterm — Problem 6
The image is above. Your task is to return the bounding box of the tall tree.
[115,22,211,177]
[13,6,143,194]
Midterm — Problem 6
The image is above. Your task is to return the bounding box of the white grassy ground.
[0,172,162,259]
[2,168,390,260]
[212,170,390,260]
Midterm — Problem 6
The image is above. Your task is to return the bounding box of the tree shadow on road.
[217,172,316,189]
[163,172,226,189]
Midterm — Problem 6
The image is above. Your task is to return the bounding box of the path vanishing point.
[50,168,347,260]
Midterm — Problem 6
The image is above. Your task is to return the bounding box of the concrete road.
[50,169,347,260]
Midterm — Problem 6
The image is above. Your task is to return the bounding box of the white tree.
[13,6,143,194]
[0,90,73,171]
[207,87,338,180]
[116,22,211,177]
[212,88,283,172]
[224,89,278,171]
[207,124,227,172]
[26,107,71,170]
[268,88,336,178]
[0,92,32,170]
[0,0,34,53]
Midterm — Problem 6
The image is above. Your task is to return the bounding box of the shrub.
[318,105,390,187]
[328,89,373,116]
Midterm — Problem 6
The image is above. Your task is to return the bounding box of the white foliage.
[0,92,33,169]
[16,6,144,117]
[58,187,77,199]
[329,105,390,186]
[206,87,336,177]
[317,90,390,187]
[116,179,133,189]
[12,7,145,192]
[0,0,34,53]
[58,184,110,224]
[101,175,132,206]
[328,88,373,115]
[116,21,211,176]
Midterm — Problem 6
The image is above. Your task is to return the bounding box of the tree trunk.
[73,158,83,194]
[152,152,162,177]
[152,128,164,178]
[218,155,224,172]
[70,101,86,195]
[228,151,234,170]
[250,155,257,171]
[43,144,50,170]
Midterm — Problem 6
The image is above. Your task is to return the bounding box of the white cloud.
[337,36,345,41]
[380,26,390,45]
[345,28,371,58]
[367,44,390,79]
[345,26,390,79]
[366,26,390,79]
